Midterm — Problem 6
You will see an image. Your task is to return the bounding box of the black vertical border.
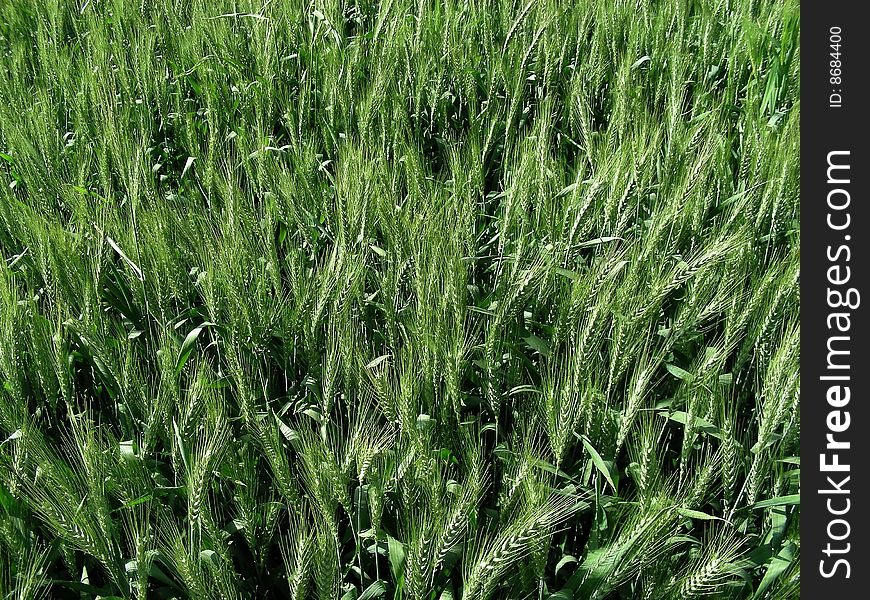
[801,1,869,597]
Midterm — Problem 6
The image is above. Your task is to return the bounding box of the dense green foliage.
[0,0,800,598]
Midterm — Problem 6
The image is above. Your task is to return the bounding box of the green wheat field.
[0,0,799,598]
